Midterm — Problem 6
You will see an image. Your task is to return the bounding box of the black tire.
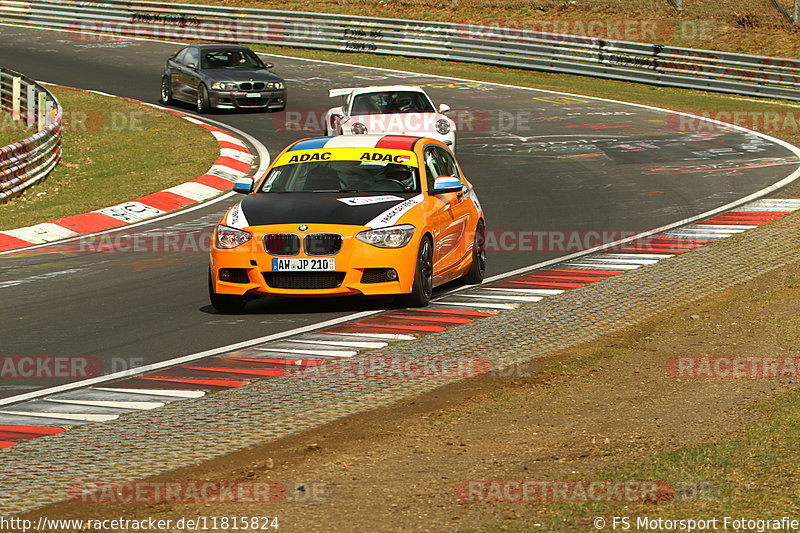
[399,236,433,308]
[462,219,486,285]
[208,272,247,314]
[196,84,210,114]
[160,76,172,105]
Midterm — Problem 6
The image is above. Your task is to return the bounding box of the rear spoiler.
[328,88,357,98]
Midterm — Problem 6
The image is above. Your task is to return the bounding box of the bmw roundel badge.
[299,225,309,231]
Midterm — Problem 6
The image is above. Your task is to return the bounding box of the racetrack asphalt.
[0,25,798,400]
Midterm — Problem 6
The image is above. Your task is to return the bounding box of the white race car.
[324,85,457,151]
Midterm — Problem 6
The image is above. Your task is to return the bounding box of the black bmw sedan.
[160,44,287,113]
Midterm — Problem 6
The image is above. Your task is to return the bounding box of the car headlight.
[211,81,239,91]
[436,118,451,135]
[356,224,415,248]
[268,82,285,89]
[352,122,368,135]
[215,225,252,249]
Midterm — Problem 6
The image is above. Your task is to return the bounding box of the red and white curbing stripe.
[0,101,251,253]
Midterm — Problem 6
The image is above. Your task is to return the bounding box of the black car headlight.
[267,82,285,90]
[211,81,239,91]
[356,225,415,248]
[215,225,252,249]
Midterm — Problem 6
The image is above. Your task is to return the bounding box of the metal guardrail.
[2,0,800,101]
[0,68,62,203]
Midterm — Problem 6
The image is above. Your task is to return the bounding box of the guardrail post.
[26,83,35,127]
[37,91,47,130]
[12,76,21,121]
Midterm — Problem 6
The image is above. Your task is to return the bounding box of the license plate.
[246,93,262,98]
[272,257,335,271]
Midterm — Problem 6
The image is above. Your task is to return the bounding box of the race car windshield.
[260,160,420,193]
[202,49,265,69]
[350,91,435,115]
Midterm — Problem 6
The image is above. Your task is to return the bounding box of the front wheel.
[160,76,172,104]
[208,272,247,314]
[399,236,433,308]
[461,220,486,285]
[196,84,210,114]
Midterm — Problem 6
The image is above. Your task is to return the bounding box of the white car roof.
[328,85,427,98]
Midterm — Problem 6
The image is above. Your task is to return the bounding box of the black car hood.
[240,192,417,227]
[205,69,283,82]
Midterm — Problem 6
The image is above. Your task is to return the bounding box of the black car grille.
[238,82,266,91]
[263,272,345,289]
[235,97,269,107]
[264,233,300,256]
[304,233,342,256]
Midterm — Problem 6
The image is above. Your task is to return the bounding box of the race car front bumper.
[210,223,421,298]
[209,89,287,110]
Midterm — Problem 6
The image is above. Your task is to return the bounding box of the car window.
[350,91,435,115]
[260,160,419,193]
[424,146,460,192]
[202,49,264,69]
[434,147,460,178]
[185,48,200,68]
[173,48,189,65]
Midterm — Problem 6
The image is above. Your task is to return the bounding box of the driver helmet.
[384,163,414,184]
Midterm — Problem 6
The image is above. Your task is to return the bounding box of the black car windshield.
[259,160,419,193]
[350,91,435,115]
[202,49,265,69]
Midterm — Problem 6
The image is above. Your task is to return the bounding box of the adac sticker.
[274,148,418,167]
[337,195,403,206]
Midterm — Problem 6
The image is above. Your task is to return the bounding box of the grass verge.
[0,86,219,231]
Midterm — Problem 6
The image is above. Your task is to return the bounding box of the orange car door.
[422,146,471,279]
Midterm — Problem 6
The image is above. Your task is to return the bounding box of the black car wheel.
[208,272,247,314]
[462,219,486,284]
[196,84,210,114]
[160,76,172,104]
[400,236,433,308]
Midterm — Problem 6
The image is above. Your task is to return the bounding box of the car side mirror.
[438,103,451,114]
[264,62,274,69]
[187,63,197,69]
[432,176,463,194]
[233,177,255,194]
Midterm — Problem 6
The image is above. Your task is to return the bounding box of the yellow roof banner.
[273,148,419,168]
